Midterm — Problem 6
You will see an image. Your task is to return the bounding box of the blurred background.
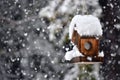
[0,0,120,80]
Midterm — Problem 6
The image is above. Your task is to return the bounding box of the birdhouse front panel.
[80,37,99,56]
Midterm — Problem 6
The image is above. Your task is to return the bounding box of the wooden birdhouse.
[65,15,104,63]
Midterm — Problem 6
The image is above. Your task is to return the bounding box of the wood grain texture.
[80,38,99,56]
[72,30,99,56]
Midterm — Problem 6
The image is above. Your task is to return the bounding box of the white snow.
[98,51,104,57]
[69,15,102,39]
[110,3,114,8]
[87,57,92,61]
[118,61,120,64]
[64,46,84,61]
[39,6,55,18]
[65,46,105,61]
[114,24,120,29]
[24,33,28,36]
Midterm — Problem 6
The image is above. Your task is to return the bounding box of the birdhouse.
[65,15,104,63]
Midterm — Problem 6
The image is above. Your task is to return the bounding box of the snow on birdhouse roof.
[69,15,102,39]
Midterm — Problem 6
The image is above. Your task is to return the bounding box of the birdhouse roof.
[69,15,103,39]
